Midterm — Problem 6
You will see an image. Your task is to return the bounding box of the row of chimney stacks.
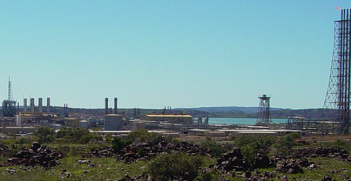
[23,97,50,113]
[105,97,118,114]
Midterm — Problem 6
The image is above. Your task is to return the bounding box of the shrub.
[34,126,55,143]
[111,137,131,152]
[241,145,256,163]
[200,139,225,157]
[127,129,160,142]
[331,139,350,152]
[234,134,277,157]
[105,133,112,144]
[147,152,204,181]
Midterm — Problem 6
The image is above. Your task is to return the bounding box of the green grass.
[1,140,351,181]
[217,157,351,181]
[0,156,150,181]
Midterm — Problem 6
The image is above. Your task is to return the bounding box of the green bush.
[234,134,277,157]
[241,145,256,163]
[111,137,131,152]
[331,139,350,152]
[105,133,112,144]
[34,126,55,143]
[200,139,225,157]
[147,152,204,181]
[127,129,160,142]
[57,127,95,144]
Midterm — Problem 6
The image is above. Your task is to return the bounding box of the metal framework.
[2,77,16,117]
[324,9,351,134]
[257,94,272,125]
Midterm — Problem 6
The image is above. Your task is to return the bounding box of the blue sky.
[0,1,349,109]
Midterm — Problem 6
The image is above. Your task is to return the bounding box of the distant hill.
[1,105,325,120]
[177,106,286,114]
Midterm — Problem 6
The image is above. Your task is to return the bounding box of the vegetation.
[200,137,225,157]
[127,129,161,142]
[56,127,102,144]
[35,126,55,143]
[147,152,204,181]
[111,137,131,152]
[2,129,351,180]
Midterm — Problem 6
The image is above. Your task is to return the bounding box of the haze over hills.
[178,106,287,114]
[1,105,324,119]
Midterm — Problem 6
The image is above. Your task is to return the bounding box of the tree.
[35,126,55,143]
[112,137,131,152]
[56,127,95,144]
[105,133,112,144]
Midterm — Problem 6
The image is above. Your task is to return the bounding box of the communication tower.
[2,77,17,117]
[324,9,351,134]
[257,94,271,125]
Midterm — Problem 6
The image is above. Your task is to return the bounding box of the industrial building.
[140,113,193,123]
[104,114,124,130]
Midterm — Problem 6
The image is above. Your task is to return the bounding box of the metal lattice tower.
[257,94,272,125]
[8,76,13,101]
[324,9,351,134]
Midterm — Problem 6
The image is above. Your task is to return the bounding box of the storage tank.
[104,114,123,130]
[16,114,21,126]
[79,120,89,129]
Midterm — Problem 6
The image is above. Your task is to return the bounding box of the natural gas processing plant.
[1,9,351,139]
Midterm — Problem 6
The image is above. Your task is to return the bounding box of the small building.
[208,131,226,137]
[104,114,123,131]
[131,122,145,131]
[0,127,37,134]
[187,129,210,136]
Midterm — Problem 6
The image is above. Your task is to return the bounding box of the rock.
[3,143,64,169]
[77,159,91,164]
[321,175,333,181]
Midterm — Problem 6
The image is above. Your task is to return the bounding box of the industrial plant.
[1,9,351,139]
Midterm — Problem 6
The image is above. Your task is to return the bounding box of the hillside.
[1,106,325,120]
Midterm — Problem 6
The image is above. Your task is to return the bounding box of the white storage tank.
[79,120,89,129]
[104,114,123,130]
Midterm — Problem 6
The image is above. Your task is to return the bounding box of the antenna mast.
[8,76,13,101]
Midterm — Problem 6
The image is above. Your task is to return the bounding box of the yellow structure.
[141,114,193,123]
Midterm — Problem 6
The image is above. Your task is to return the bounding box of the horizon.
[1,1,349,109]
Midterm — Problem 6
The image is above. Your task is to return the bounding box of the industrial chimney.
[30,98,35,112]
[38,98,43,112]
[105,98,108,114]
[23,98,27,112]
[47,97,50,113]
[114,97,118,114]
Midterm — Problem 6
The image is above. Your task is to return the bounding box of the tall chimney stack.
[30,98,35,112]
[38,98,43,112]
[114,97,117,114]
[105,98,108,114]
[23,98,27,112]
[47,97,50,113]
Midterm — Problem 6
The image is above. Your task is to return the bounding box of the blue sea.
[208,118,287,125]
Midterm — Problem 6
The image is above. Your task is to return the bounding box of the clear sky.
[0,1,350,109]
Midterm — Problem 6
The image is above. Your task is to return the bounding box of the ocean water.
[208,118,287,125]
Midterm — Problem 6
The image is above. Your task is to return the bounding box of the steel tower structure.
[2,77,16,117]
[324,9,351,134]
[257,94,272,125]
